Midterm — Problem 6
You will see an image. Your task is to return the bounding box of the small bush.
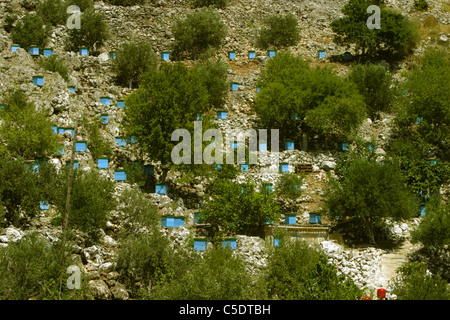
[413,0,429,11]
[112,41,158,88]
[256,13,300,49]
[36,0,67,26]
[0,232,88,300]
[65,8,110,54]
[171,8,227,60]
[275,173,304,200]
[38,55,69,81]
[65,0,94,11]
[106,0,145,5]
[10,13,51,49]
[3,14,17,33]
[191,0,229,9]
[80,116,112,160]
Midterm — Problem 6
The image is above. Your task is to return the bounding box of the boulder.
[110,283,129,300]
[88,280,111,300]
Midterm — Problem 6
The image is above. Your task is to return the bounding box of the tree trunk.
[301,132,308,152]
[364,216,376,245]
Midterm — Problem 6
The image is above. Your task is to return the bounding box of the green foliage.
[0,90,60,159]
[202,179,280,242]
[171,8,227,60]
[112,41,158,89]
[36,0,67,26]
[256,13,301,50]
[255,52,366,146]
[191,57,229,109]
[117,188,160,237]
[393,262,449,300]
[0,232,88,300]
[65,8,110,54]
[53,169,116,240]
[265,239,364,299]
[10,13,51,49]
[80,116,112,160]
[331,0,419,61]
[38,55,69,82]
[122,62,211,173]
[411,197,450,249]
[3,14,17,33]
[115,232,184,297]
[413,0,429,12]
[275,173,304,200]
[348,64,396,119]
[324,157,418,245]
[150,246,263,299]
[394,50,450,159]
[191,0,229,8]
[105,0,145,5]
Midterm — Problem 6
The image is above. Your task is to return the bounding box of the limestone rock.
[88,280,111,300]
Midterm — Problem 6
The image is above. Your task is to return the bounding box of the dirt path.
[379,240,415,288]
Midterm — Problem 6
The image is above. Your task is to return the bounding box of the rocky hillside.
[0,0,449,300]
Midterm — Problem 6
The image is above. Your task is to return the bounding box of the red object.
[361,296,371,300]
[377,288,386,299]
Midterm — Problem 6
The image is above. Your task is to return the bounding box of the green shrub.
[106,0,145,5]
[275,173,304,200]
[0,90,60,159]
[3,14,17,33]
[112,41,158,88]
[65,8,110,54]
[348,64,396,120]
[66,0,94,11]
[0,232,88,300]
[10,13,51,49]
[256,13,300,49]
[38,55,69,81]
[413,0,429,11]
[36,0,67,26]
[80,116,112,160]
[190,0,229,9]
[53,169,116,240]
[171,8,227,60]
[265,239,363,299]
[411,197,450,249]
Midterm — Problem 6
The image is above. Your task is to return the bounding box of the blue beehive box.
[62,127,74,136]
[100,97,111,106]
[115,137,127,147]
[11,44,20,52]
[75,141,87,152]
[263,183,273,193]
[248,50,255,59]
[259,141,267,151]
[194,238,208,251]
[161,216,175,227]
[0,104,4,109]
[309,213,321,224]
[240,163,249,172]
[66,160,79,170]
[256,87,260,93]
[68,86,76,93]
[25,160,39,173]
[279,163,289,173]
[79,47,88,56]
[419,206,426,216]
[267,50,276,57]
[231,83,238,91]
[29,45,39,56]
[161,52,170,61]
[285,140,294,150]
[217,111,227,120]
[174,217,185,227]
[100,114,108,124]
[228,51,236,60]
[155,183,168,195]
[196,113,203,120]
[416,117,423,124]
[194,212,205,224]
[52,126,58,134]
[40,201,49,210]
[144,165,154,175]
[232,141,238,149]
[117,100,125,108]
[285,214,296,225]
[291,113,300,120]
[32,76,44,86]
[114,169,126,181]
[215,164,222,170]
[429,158,437,165]
[340,142,349,152]
[43,48,53,56]
[274,237,280,247]
[109,51,117,59]
[222,238,237,250]
[368,144,374,152]
[98,158,108,169]
[318,50,326,58]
